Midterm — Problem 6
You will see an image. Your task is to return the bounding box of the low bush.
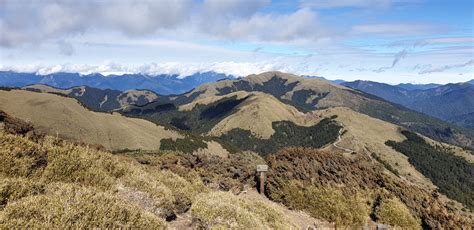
[134,151,265,193]
[0,132,211,226]
[374,197,421,229]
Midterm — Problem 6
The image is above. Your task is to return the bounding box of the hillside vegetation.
[0,131,299,228]
[220,118,341,155]
[386,131,474,210]
[265,148,471,228]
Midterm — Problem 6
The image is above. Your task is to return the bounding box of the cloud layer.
[0,0,193,47]
[0,0,336,47]
[0,61,313,77]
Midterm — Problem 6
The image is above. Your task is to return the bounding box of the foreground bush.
[375,197,420,229]
[191,191,297,229]
[0,183,166,228]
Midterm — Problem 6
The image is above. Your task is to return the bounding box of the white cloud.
[0,0,336,48]
[0,0,193,47]
[0,60,319,78]
[221,8,331,42]
[373,48,408,72]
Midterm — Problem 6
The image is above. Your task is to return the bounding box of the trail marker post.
[256,164,268,194]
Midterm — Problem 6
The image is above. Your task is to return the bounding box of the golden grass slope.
[23,84,159,108]
[184,71,364,108]
[0,89,181,150]
[185,91,321,138]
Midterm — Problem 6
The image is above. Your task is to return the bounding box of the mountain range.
[0,71,233,95]
[342,80,474,129]
[1,71,473,228]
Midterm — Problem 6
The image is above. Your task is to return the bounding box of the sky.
[0,0,473,84]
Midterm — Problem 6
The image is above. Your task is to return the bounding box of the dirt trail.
[332,124,355,153]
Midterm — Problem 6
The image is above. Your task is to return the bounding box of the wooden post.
[259,171,265,194]
[256,164,268,194]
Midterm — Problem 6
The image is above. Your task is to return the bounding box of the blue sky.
[0,0,473,83]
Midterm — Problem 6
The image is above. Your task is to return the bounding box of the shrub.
[191,191,297,229]
[136,151,265,193]
[265,147,471,228]
[375,197,421,229]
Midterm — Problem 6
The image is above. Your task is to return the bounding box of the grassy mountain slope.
[175,71,473,149]
[121,91,342,155]
[23,84,159,112]
[0,89,181,151]
[204,92,323,138]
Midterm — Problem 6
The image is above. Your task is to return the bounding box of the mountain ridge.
[342,80,474,128]
[0,71,234,95]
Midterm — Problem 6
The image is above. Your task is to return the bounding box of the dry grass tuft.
[191,191,298,229]
[280,180,370,227]
[0,183,167,228]
[0,178,45,210]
